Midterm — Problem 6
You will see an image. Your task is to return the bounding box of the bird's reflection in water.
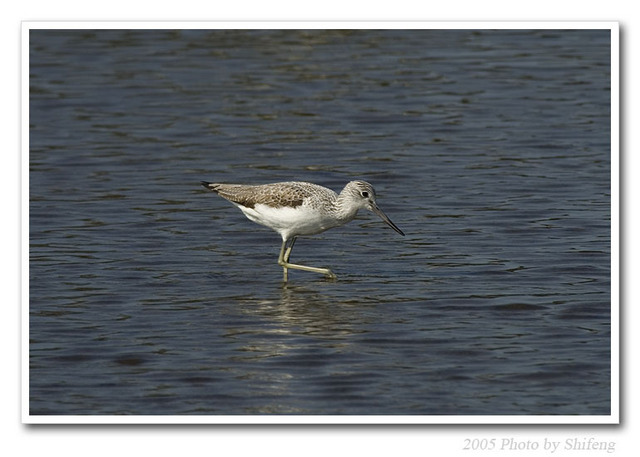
[222,281,376,366]
[244,282,370,340]
[218,284,377,413]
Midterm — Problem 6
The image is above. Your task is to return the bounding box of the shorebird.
[200,180,404,281]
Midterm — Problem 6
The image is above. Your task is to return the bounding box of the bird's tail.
[200,181,220,193]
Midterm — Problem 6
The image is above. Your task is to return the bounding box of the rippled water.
[29,28,612,416]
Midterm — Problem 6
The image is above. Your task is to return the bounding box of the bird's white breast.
[237,202,347,240]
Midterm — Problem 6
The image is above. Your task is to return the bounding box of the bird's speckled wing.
[201,181,336,209]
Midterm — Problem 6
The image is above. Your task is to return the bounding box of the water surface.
[29,29,612,416]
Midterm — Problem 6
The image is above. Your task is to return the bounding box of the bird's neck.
[333,193,359,222]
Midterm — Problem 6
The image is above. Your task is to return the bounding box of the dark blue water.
[29,29,612,416]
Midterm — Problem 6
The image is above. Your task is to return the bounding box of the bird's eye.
[361,191,369,198]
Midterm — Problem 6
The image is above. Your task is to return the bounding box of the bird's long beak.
[371,203,405,236]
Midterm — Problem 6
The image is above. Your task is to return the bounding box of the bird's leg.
[277,237,337,280]
[283,236,297,263]
[278,239,289,282]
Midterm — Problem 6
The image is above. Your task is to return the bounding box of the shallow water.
[29,29,612,416]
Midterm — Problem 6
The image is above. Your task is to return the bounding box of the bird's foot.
[324,270,338,280]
